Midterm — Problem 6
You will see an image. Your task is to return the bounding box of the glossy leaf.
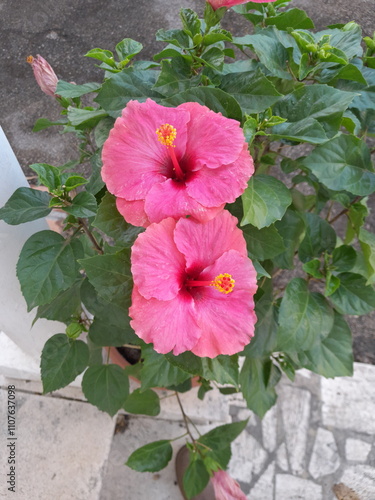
[183,459,210,500]
[17,231,83,310]
[240,358,281,418]
[329,273,375,315]
[64,191,98,218]
[82,364,129,416]
[298,213,336,263]
[241,174,292,229]
[41,334,89,393]
[92,193,143,247]
[220,69,282,114]
[277,278,334,351]
[123,389,160,416]
[0,187,51,225]
[126,440,173,472]
[297,312,353,377]
[303,134,375,196]
[242,224,285,261]
[274,209,305,269]
[79,249,132,306]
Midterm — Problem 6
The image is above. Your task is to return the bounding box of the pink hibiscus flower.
[208,0,276,10]
[101,99,253,227]
[27,54,59,97]
[129,210,257,358]
[211,470,247,500]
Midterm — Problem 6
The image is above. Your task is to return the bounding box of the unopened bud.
[27,54,58,97]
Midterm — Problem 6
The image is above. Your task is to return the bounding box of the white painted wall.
[0,126,64,363]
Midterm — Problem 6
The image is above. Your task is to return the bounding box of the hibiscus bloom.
[101,99,253,227]
[211,470,247,500]
[129,210,257,358]
[27,54,59,97]
[208,0,276,9]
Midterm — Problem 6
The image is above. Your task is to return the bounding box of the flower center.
[156,123,184,181]
[185,273,235,294]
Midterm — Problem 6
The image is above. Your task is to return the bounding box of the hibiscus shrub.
[1,0,375,497]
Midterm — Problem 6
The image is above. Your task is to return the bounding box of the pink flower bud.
[27,54,58,97]
[211,470,247,500]
[207,0,276,10]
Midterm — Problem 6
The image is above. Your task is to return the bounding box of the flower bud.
[27,54,58,97]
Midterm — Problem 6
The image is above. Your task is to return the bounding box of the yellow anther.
[211,273,235,294]
[156,123,177,147]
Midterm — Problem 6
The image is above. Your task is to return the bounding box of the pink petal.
[102,99,190,200]
[211,470,247,500]
[116,198,150,227]
[174,210,247,272]
[179,102,246,169]
[131,218,185,301]
[130,286,201,355]
[186,145,254,207]
[191,250,257,358]
[144,179,224,224]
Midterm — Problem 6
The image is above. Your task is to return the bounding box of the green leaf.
[82,364,129,416]
[33,117,67,132]
[220,69,281,114]
[240,358,281,418]
[199,419,248,451]
[56,81,101,98]
[200,356,239,386]
[165,351,238,386]
[183,459,210,500]
[34,279,83,324]
[115,38,143,61]
[95,69,162,117]
[329,272,375,315]
[359,228,375,284]
[0,187,51,225]
[298,213,336,263]
[140,345,191,391]
[79,249,132,306]
[30,163,61,191]
[126,440,173,472]
[123,388,160,416]
[67,107,108,128]
[88,318,138,347]
[84,48,116,66]
[303,134,375,196]
[272,85,356,141]
[265,8,314,30]
[92,192,143,246]
[302,259,324,279]
[64,191,97,218]
[243,286,278,357]
[86,153,105,195]
[17,231,83,310]
[41,334,89,393]
[331,245,356,272]
[153,58,196,97]
[274,209,305,269]
[277,278,334,351]
[242,224,285,260]
[156,29,191,48]
[297,312,353,377]
[164,87,242,121]
[180,9,201,37]
[241,175,292,229]
[80,279,133,333]
[94,116,115,148]
[325,273,341,297]
[233,32,290,80]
